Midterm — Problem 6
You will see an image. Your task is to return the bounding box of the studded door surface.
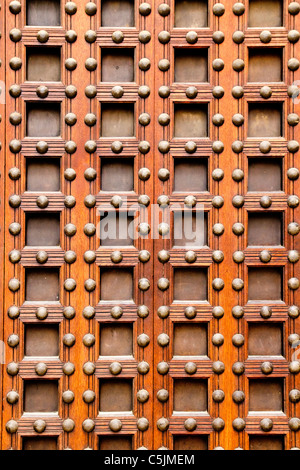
[1,0,300,451]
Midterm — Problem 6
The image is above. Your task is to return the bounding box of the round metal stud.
[109,362,122,376]
[138,85,150,98]
[10,57,22,71]
[288,250,300,263]
[232,59,244,71]
[213,3,225,16]
[260,86,272,99]
[289,418,300,431]
[138,140,151,154]
[186,31,198,44]
[138,57,151,71]
[82,419,95,433]
[288,195,300,208]
[232,362,245,375]
[288,58,300,71]
[213,86,225,99]
[260,30,272,43]
[185,362,197,375]
[289,2,300,14]
[110,195,122,208]
[8,278,20,292]
[232,140,243,153]
[212,168,224,181]
[212,196,224,208]
[138,167,151,181]
[65,1,77,14]
[212,333,224,347]
[185,141,197,153]
[6,391,19,405]
[184,418,197,432]
[213,223,225,236]
[158,31,170,44]
[260,250,272,263]
[62,362,75,376]
[288,277,300,290]
[232,334,244,348]
[137,334,150,348]
[140,2,151,15]
[289,389,300,403]
[138,278,150,291]
[82,306,95,320]
[36,250,48,264]
[35,362,47,376]
[138,418,149,432]
[232,222,244,236]
[232,418,246,432]
[138,222,150,236]
[36,195,49,209]
[157,389,169,403]
[65,85,77,99]
[233,251,245,264]
[186,86,198,99]
[64,278,76,292]
[84,30,96,43]
[9,249,21,264]
[8,306,20,319]
[9,222,21,236]
[158,140,170,154]
[157,306,170,319]
[212,361,225,374]
[232,391,245,404]
[212,140,224,153]
[34,419,46,433]
[232,31,244,44]
[212,278,225,291]
[212,114,225,127]
[109,306,123,320]
[9,112,22,126]
[212,390,225,403]
[157,362,169,375]
[260,418,273,432]
[289,305,300,318]
[260,306,272,319]
[65,141,77,154]
[232,86,244,99]
[212,306,225,319]
[158,59,170,71]
[62,418,75,433]
[158,85,170,98]
[85,85,96,99]
[63,306,75,320]
[6,420,18,434]
[213,31,225,44]
[233,2,245,15]
[137,305,149,319]
[289,333,300,347]
[7,362,19,376]
[261,361,273,375]
[232,113,244,126]
[7,334,19,348]
[37,30,49,43]
[290,361,300,374]
[157,333,169,348]
[36,85,49,99]
[64,251,77,265]
[63,334,76,348]
[158,113,170,126]
[84,279,96,292]
[137,389,150,403]
[212,58,224,71]
[36,306,48,320]
[158,3,170,16]
[288,222,300,235]
[85,2,97,15]
[9,167,21,180]
[212,418,225,432]
[157,277,169,291]
[9,1,21,14]
[232,168,244,182]
[9,139,22,153]
[138,361,150,375]
[83,362,95,376]
[185,251,197,263]
[9,84,21,98]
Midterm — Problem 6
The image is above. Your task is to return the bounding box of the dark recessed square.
[173,212,208,247]
[248,213,283,246]
[248,158,282,192]
[249,379,283,412]
[249,435,284,451]
[26,0,60,26]
[174,379,208,411]
[100,324,133,356]
[248,323,283,356]
[101,103,134,137]
[26,213,60,246]
[25,268,59,302]
[27,103,61,137]
[174,323,208,356]
[100,268,133,301]
[26,47,61,82]
[101,49,134,82]
[23,437,58,450]
[174,158,208,192]
[174,0,208,28]
[248,0,283,27]
[100,213,134,247]
[99,379,133,411]
[101,158,134,192]
[248,103,283,138]
[248,268,282,301]
[249,48,283,82]
[174,49,208,83]
[174,268,208,301]
[24,380,58,412]
[99,436,133,450]
[101,0,134,27]
[25,324,59,356]
[27,158,60,191]
[174,104,208,138]
[173,435,208,450]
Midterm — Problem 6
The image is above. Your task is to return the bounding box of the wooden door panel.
[0,0,299,451]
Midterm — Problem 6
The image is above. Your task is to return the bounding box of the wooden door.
[0,0,299,451]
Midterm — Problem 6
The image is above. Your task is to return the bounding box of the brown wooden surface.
[0,0,299,450]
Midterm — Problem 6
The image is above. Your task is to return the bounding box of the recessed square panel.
[101,0,134,27]
[174,268,208,301]
[24,380,58,412]
[26,213,60,246]
[249,379,283,412]
[23,437,58,450]
[248,213,283,246]
[248,268,282,301]
[25,324,59,356]
[248,0,283,27]
[99,379,132,411]
[248,103,282,138]
[100,268,133,301]
[248,48,283,82]
[248,158,282,191]
[173,212,207,247]
[26,0,60,26]
[99,436,133,450]
[174,104,208,138]
[174,379,208,411]
[174,0,208,28]
[27,103,61,137]
[101,103,134,137]
[101,49,134,82]
[248,323,283,356]
[173,435,208,450]
[26,47,61,82]
[249,435,284,451]
[101,158,134,192]
[25,268,60,302]
[174,49,208,83]
[174,158,208,192]
[174,323,208,356]
[100,324,133,356]
[100,213,134,246]
[27,158,60,192]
